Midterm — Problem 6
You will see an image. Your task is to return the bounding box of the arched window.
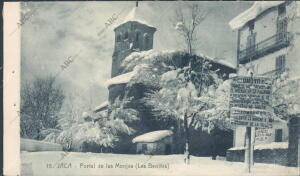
[116,34,121,42]
[124,32,128,39]
[144,33,149,42]
[135,32,140,42]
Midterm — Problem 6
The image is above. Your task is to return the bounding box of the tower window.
[124,32,128,39]
[278,4,286,15]
[248,20,255,32]
[144,33,149,42]
[135,32,140,42]
[116,34,121,42]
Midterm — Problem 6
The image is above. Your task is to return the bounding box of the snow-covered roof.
[203,56,236,70]
[228,142,288,151]
[94,101,109,112]
[82,112,90,118]
[214,59,236,69]
[132,130,173,143]
[229,1,285,30]
[115,7,155,29]
[105,69,138,87]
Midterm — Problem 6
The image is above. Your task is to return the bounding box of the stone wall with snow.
[226,142,289,166]
[21,138,63,152]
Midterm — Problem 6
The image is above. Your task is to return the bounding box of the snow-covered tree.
[272,72,300,119]
[144,55,224,164]
[21,75,65,140]
[122,48,233,163]
[44,94,138,152]
[201,79,233,130]
[173,3,207,54]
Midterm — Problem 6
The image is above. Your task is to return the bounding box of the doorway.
[165,144,171,155]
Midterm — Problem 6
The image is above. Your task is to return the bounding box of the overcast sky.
[21,1,253,108]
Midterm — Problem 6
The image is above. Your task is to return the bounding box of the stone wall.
[287,117,300,167]
[226,148,288,166]
[21,138,62,152]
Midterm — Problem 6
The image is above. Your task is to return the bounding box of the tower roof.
[115,6,155,29]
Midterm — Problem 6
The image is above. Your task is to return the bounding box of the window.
[278,4,286,16]
[144,33,149,49]
[246,33,256,55]
[275,129,283,142]
[249,20,254,31]
[277,18,287,41]
[276,55,286,72]
[124,32,128,39]
[142,144,147,151]
[135,32,140,42]
[116,34,121,42]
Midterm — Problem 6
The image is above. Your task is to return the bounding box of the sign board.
[229,76,273,128]
[255,128,272,142]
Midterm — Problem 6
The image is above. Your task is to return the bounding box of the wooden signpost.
[229,75,273,173]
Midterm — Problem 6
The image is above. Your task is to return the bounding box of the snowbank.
[94,101,109,112]
[228,142,288,151]
[21,138,63,152]
[229,2,285,30]
[132,130,173,143]
[105,69,138,87]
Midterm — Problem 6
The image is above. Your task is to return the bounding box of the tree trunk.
[184,112,190,164]
[211,129,217,160]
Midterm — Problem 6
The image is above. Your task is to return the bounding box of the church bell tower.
[111,2,156,77]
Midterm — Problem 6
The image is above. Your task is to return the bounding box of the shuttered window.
[275,129,283,142]
[275,55,286,71]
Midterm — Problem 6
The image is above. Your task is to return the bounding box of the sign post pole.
[245,126,252,173]
[251,127,255,166]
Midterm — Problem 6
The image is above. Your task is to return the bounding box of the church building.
[95,3,237,155]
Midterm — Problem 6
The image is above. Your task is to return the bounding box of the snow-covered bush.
[44,95,138,151]
[272,72,300,119]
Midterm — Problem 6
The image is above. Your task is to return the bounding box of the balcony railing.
[238,32,291,64]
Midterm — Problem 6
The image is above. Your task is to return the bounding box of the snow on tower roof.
[229,1,285,30]
[132,130,173,143]
[105,69,139,88]
[115,7,155,29]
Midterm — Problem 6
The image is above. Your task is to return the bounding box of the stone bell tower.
[111,2,156,77]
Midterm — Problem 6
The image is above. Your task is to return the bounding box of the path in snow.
[21,152,299,176]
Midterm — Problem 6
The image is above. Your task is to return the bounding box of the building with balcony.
[227,1,300,166]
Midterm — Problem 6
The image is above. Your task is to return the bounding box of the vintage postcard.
[3,1,300,176]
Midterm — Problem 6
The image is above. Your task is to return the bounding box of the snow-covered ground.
[21,152,299,176]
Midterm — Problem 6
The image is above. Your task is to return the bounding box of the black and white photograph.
[3,1,300,176]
